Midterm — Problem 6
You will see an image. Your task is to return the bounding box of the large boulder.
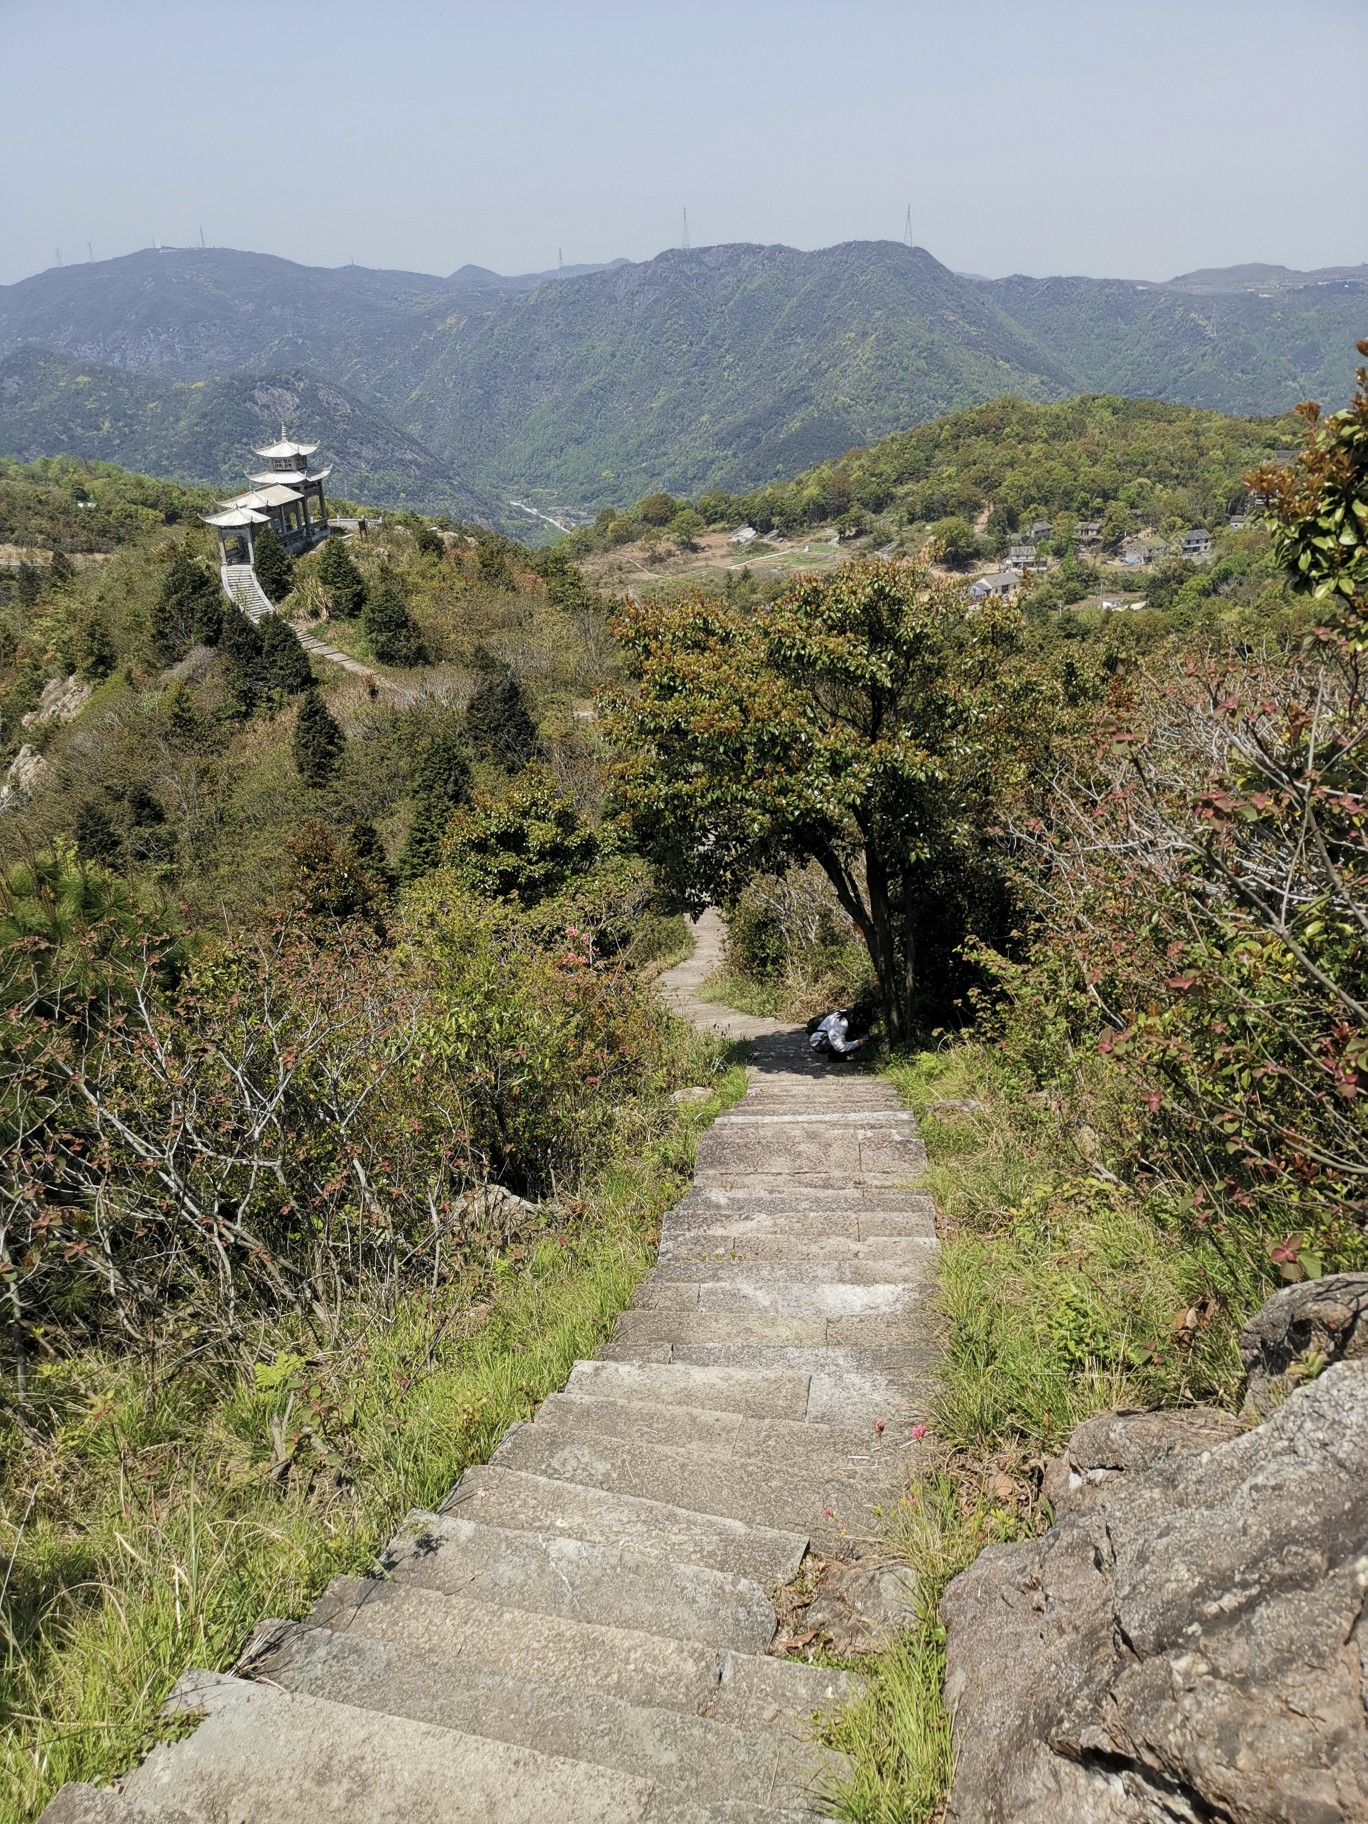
[1240,1273,1368,1417]
[941,1354,1368,1822]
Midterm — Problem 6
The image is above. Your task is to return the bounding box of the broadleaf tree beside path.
[608,554,1059,1042]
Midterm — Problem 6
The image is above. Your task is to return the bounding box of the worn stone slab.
[442,1465,810,1583]
[492,1422,889,1547]
[567,1358,812,1419]
[380,1511,778,1651]
[252,1624,844,1811]
[676,1187,937,1215]
[127,1672,719,1824]
[657,1236,937,1269]
[534,1394,902,1480]
[292,1576,857,1726]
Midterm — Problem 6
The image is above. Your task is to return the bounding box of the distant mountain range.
[0,242,1363,516]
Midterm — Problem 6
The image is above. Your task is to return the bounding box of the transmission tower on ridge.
[682,208,690,251]
[904,206,913,248]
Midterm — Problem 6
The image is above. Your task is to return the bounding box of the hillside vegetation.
[1,242,1363,511]
[3,344,1367,1822]
[0,348,494,524]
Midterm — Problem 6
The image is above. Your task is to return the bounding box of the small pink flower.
[822,1507,833,1518]
[874,1419,886,1435]
[911,1425,928,1442]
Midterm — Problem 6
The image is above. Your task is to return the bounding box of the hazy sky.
[2,0,1365,288]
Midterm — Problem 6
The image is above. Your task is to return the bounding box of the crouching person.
[808,1007,868,1061]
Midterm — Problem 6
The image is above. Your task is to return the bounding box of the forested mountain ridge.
[1,240,1363,511]
[0,346,496,522]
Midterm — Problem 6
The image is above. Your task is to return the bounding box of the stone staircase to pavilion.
[220,562,392,685]
[40,913,939,1824]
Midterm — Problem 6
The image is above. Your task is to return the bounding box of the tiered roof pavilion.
[202,425,332,568]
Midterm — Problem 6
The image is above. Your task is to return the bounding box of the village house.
[1074,519,1103,545]
[969,567,1021,601]
[1007,542,1037,568]
[1028,519,1052,540]
[1181,527,1214,558]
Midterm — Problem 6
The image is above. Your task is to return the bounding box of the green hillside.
[1,242,1363,512]
[732,391,1295,533]
[0,347,495,522]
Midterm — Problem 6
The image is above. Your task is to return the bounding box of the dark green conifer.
[399,733,471,880]
[72,797,121,864]
[252,525,296,605]
[258,613,313,695]
[218,601,266,711]
[151,544,222,663]
[363,571,428,667]
[292,687,346,787]
[316,538,368,618]
[463,667,540,771]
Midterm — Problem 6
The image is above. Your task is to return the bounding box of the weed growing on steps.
[821,1039,1263,1822]
[0,1057,747,1824]
[820,1474,1019,1824]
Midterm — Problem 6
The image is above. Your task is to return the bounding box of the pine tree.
[399,734,471,880]
[151,544,222,663]
[316,538,368,618]
[72,797,121,864]
[218,600,266,711]
[292,687,346,787]
[363,571,429,667]
[464,667,540,771]
[252,525,296,605]
[258,613,313,695]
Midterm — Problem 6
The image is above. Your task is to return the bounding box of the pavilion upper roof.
[252,436,320,459]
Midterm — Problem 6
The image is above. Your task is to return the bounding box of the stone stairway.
[220,562,393,685]
[42,914,938,1824]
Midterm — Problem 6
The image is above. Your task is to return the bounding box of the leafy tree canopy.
[608,555,1064,1040]
[441,768,599,905]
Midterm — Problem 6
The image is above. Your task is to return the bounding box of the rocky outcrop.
[0,742,49,811]
[1240,1273,1368,1418]
[21,673,92,727]
[941,1303,1368,1822]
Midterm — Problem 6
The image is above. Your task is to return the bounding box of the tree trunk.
[864,850,905,1047]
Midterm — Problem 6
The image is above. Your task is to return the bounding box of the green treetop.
[251,524,296,605]
[608,554,1056,1042]
[315,538,368,618]
[292,687,346,787]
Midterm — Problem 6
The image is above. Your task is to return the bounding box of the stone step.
[124,1671,761,1824]
[441,1465,810,1583]
[657,1236,937,1268]
[379,1510,778,1650]
[661,1209,935,1244]
[533,1392,903,1479]
[290,1575,856,1725]
[248,1620,844,1810]
[568,1358,812,1418]
[693,1123,925,1181]
[612,1311,934,1350]
[642,1251,936,1284]
[676,1188,936,1216]
[632,1276,933,1317]
[591,1347,934,1425]
[491,1421,888,1547]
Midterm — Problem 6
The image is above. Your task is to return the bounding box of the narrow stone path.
[44,916,938,1824]
[221,561,397,686]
